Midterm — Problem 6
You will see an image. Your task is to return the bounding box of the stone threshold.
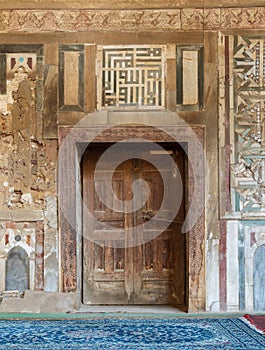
[0,311,247,320]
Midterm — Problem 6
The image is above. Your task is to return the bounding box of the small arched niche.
[254,245,265,311]
[5,246,29,292]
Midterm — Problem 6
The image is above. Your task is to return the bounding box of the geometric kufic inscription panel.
[100,46,165,108]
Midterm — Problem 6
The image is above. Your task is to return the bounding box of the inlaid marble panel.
[98,46,165,108]
[232,37,265,214]
[254,244,265,311]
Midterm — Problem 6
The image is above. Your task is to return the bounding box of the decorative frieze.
[121,10,181,31]
[181,9,204,30]
[0,8,265,33]
[220,8,265,30]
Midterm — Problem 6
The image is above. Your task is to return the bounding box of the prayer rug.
[0,317,264,349]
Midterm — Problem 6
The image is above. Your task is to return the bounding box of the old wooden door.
[82,143,186,305]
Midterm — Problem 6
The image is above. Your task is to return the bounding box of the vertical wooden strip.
[78,51,84,109]
[124,160,134,302]
[218,33,227,216]
[176,47,183,105]
[153,240,163,273]
[225,35,231,212]
[44,43,58,66]
[219,220,227,311]
[0,53,6,95]
[166,44,176,111]
[43,43,58,138]
[204,31,219,311]
[36,54,44,111]
[82,150,96,303]
[198,47,204,109]
[60,209,77,292]
[187,129,205,311]
[58,133,77,292]
[84,45,96,112]
[59,50,64,109]
[43,64,58,138]
[105,243,114,273]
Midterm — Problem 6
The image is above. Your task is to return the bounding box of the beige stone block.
[11,209,44,222]
[0,297,40,313]
[0,209,11,221]
[0,290,78,313]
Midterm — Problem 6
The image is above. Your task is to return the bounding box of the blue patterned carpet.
[0,318,264,349]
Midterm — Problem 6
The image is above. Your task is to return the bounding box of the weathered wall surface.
[0,48,59,293]
[0,1,264,312]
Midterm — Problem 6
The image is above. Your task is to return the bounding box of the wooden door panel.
[133,151,185,305]
[82,144,186,306]
[82,150,132,304]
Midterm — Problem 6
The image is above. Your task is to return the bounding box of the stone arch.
[5,246,29,292]
[254,244,265,311]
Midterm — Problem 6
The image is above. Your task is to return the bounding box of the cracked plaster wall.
[0,53,58,293]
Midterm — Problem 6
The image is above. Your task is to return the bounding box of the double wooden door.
[82,143,186,305]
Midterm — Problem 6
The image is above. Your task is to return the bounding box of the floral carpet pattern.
[0,318,264,349]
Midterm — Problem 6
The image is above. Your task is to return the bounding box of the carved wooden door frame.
[58,111,205,312]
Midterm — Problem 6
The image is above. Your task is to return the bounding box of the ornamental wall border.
[0,8,265,33]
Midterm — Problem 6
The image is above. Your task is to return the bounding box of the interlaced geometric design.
[233,36,265,213]
[100,46,165,108]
